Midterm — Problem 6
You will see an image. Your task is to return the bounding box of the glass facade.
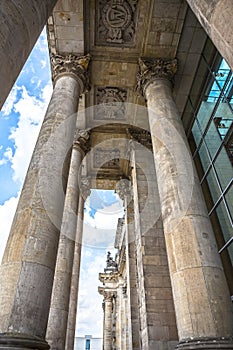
[182,40,233,294]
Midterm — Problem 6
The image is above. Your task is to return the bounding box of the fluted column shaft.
[46,133,89,350]
[104,296,113,350]
[137,58,233,349]
[0,54,90,350]
[0,0,57,109]
[65,195,85,350]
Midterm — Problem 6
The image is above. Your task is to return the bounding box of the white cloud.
[1,85,19,116]
[0,193,20,263]
[37,28,49,53]
[83,198,124,249]
[8,83,52,184]
[76,249,109,338]
[0,147,13,166]
[41,59,47,69]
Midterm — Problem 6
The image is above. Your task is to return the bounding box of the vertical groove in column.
[142,63,233,346]
[0,74,80,348]
[46,147,83,350]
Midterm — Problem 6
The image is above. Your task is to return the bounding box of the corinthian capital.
[73,128,91,155]
[50,53,91,92]
[136,57,177,97]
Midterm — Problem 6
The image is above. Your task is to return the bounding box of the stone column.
[186,0,233,71]
[0,54,90,350]
[103,292,114,350]
[46,131,90,350]
[0,0,58,109]
[125,200,141,350]
[137,58,233,349]
[65,181,90,350]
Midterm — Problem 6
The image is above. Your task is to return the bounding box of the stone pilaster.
[0,54,90,350]
[0,0,57,110]
[125,200,141,350]
[137,58,233,349]
[130,136,178,350]
[46,129,90,350]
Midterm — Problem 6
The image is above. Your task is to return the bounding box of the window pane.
[196,100,217,133]
[214,147,233,191]
[213,101,233,141]
[205,119,222,159]
[198,142,211,173]
[215,200,232,245]
[205,168,222,206]
[192,119,203,148]
[225,184,233,224]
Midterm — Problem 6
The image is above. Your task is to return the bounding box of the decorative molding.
[94,148,120,168]
[73,128,91,155]
[127,128,152,149]
[103,290,116,302]
[99,273,119,284]
[95,87,127,120]
[136,58,178,97]
[96,0,138,46]
[50,53,91,92]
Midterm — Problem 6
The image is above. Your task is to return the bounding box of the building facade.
[74,335,102,350]
[0,1,232,350]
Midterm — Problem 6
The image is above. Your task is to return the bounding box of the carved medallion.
[95,87,127,119]
[94,148,120,168]
[96,0,137,46]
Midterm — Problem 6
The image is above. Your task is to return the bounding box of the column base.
[176,337,233,350]
[0,333,50,350]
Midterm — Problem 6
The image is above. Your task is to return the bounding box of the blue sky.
[0,28,123,338]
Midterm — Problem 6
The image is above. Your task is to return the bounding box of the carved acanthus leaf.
[50,53,91,92]
[73,128,91,154]
[136,58,178,97]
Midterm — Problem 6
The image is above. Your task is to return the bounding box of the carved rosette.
[50,53,91,92]
[136,58,178,97]
[73,128,90,156]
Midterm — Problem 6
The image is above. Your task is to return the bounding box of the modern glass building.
[183,38,233,295]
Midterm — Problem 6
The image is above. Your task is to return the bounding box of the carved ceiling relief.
[96,0,138,46]
[94,86,127,120]
[94,148,120,168]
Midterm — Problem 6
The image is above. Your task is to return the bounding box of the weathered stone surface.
[186,0,233,71]
[0,0,57,109]
[143,72,233,345]
[0,74,80,347]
